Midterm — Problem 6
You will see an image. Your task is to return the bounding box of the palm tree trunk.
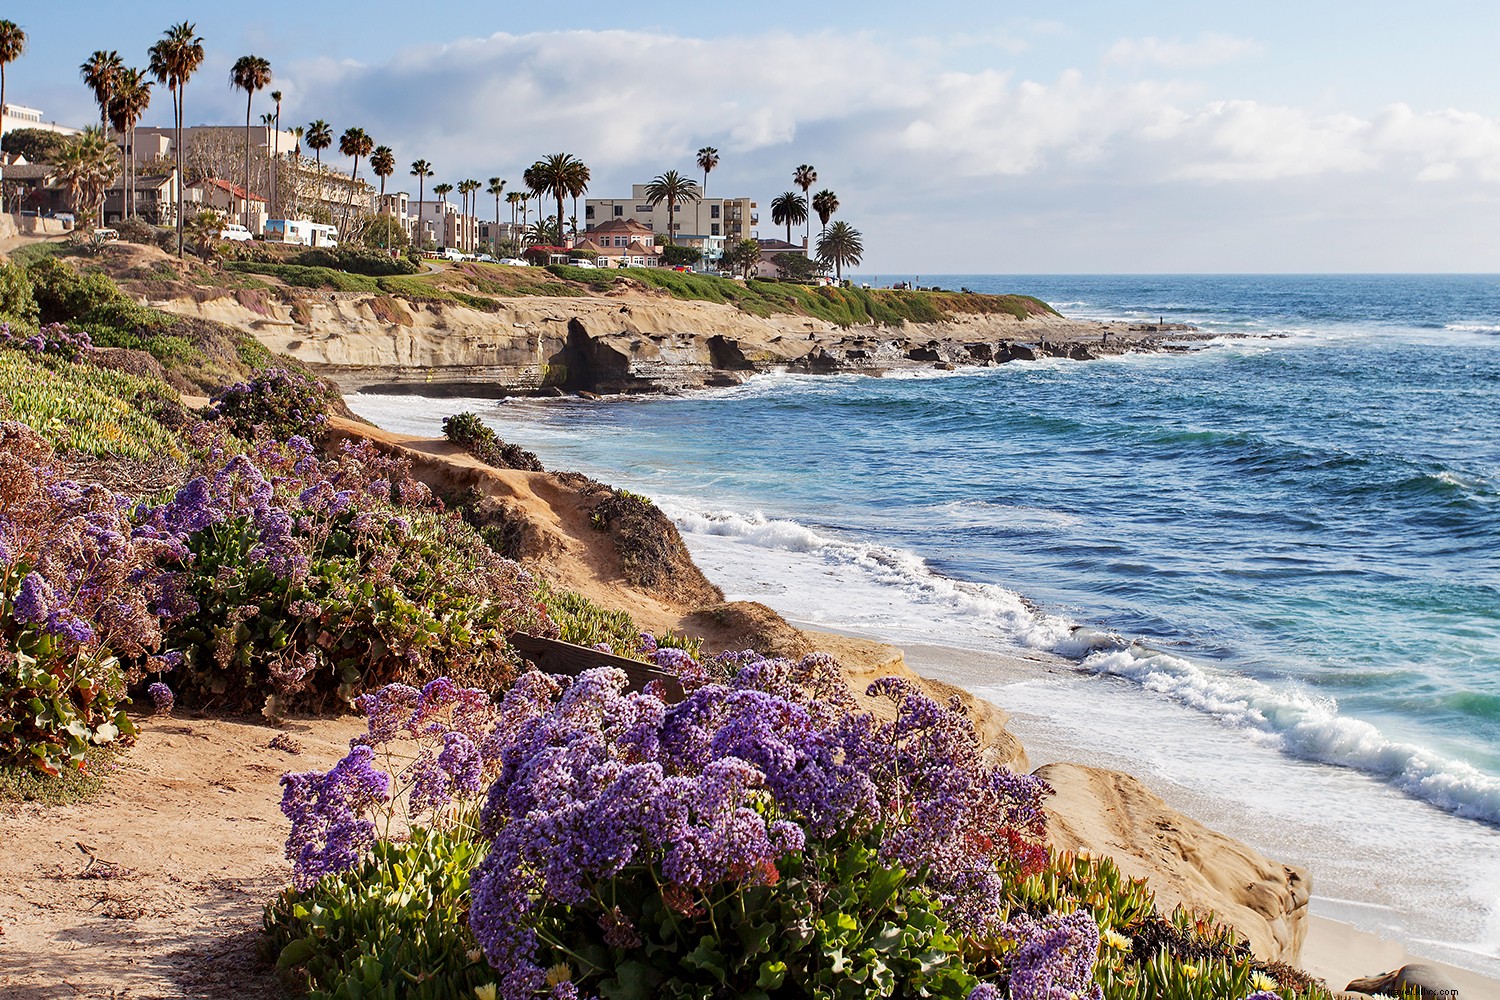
[243,91,252,231]
[494,193,500,254]
[416,176,423,248]
[0,65,7,213]
[175,84,185,255]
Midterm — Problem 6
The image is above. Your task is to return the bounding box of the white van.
[219,223,253,243]
[440,247,466,262]
[567,258,597,269]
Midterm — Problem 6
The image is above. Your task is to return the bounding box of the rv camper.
[264,219,339,248]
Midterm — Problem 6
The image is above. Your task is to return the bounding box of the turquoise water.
[352,274,1500,969]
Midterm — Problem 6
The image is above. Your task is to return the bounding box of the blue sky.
[9,2,1500,272]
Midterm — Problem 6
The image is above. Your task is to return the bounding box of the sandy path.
[0,714,364,1000]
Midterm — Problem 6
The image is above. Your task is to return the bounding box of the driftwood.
[510,632,685,703]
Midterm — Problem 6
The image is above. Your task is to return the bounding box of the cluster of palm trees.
[771,164,841,250]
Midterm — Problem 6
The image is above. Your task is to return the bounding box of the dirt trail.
[0,714,363,1000]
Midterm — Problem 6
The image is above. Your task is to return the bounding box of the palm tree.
[409,159,432,247]
[370,145,395,247]
[523,163,546,236]
[230,55,272,231]
[811,189,839,235]
[432,182,452,247]
[696,146,719,197]
[107,69,151,220]
[770,191,808,246]
[815,220,863,281]
[268,89,282,217]
[185,208,226,262]
[487,177,505,253]
[793,164,817,248]
[459,179,480,251]
[337,126,373,238]
[644,170,701,246]
[55,127,117,227]
[305,119,332,211]
[506,190,525,232]
[530,154,588,247]
[0,20,26,213]
[152,21,204,255]
[80,51,124,132]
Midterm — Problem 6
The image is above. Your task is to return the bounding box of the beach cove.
[348,272,1500,990]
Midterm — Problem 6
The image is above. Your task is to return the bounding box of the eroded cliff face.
[143,289,1182,396]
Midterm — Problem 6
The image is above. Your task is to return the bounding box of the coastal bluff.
[327,413,1310,967]
[141,285,1203,397]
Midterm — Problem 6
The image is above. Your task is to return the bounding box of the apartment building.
[583,185,757,259]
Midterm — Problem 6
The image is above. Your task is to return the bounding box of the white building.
[584,184,758,260]
[1,103,82,137]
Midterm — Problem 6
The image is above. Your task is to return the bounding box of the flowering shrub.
[442,411,543,472]
[0,320,94,360]
[207,367,329,443]
[457,653,1049,999]
[143,437,552,715]
[263,827,491,1000]
[0,423,168,772]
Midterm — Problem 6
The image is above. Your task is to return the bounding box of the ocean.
[349,273,1500,976]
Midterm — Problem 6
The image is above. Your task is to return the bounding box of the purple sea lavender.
[12,571,53,624]
[1002,911,1103,1000]
[279,744,392,888]
[148,682,174,715]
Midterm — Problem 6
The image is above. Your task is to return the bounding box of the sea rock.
[1346,963,1460,998]
[1036,763,1310,964]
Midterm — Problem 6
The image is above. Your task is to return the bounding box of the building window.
[585,205,595,218]
[711,223,720,236]
[614,205,623,216]
[636,205,653,213]
[711,204,720,219]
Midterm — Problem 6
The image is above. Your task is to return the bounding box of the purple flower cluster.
[279,745,392,889]
[206,366,328,443]
[147,682,174,715]
[450,651,1052,999]
[0,321,93,360]
[1001,911,1104,1000]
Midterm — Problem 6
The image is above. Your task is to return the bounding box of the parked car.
[440,247,465,261]
[474,253,497,263]
[567,258,597,269]
[219,223,253,243]
[671,265,692,272]
[500,258,530,267]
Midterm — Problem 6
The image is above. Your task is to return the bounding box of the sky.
[9,1,1500,272]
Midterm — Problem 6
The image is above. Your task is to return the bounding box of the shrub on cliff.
[143,438,553,717]
[0,423,168,772]
[293,246,419,277]
[441,411,544,472]
[207,367,329,443]
[0,262,39,329]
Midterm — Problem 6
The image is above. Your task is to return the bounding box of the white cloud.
[1104,33,1260,70]
[274,28,1500,269]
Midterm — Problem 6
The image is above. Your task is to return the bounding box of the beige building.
[584,185,757,259]
[185,177,267,233]
[413,199,477,251]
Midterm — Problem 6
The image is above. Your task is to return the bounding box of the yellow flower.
[1102,929,1133,952]
[1250,971,1278,991]
[545,964,573,987]
[473,986,497,1000]
[1182,964,1200,980]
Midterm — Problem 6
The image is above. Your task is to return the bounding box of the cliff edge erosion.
[135,274,1200,398]
[328,413,1310,969]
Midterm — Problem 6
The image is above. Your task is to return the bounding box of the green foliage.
[659,244,702,268]
[25,256,170,344]
[0,626,134,775]
[208,367,328,443]
[0,262,39,329]
[0,351,185,460]
[773,252,823,283]
[264,826,491,1000]
[533,580,703,661]
[522,831,974,1000]
[0,745,115,804]
[441,411,542,472]
[292,246,420,277]
[1,126,70,164]
[223,261,382,293]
